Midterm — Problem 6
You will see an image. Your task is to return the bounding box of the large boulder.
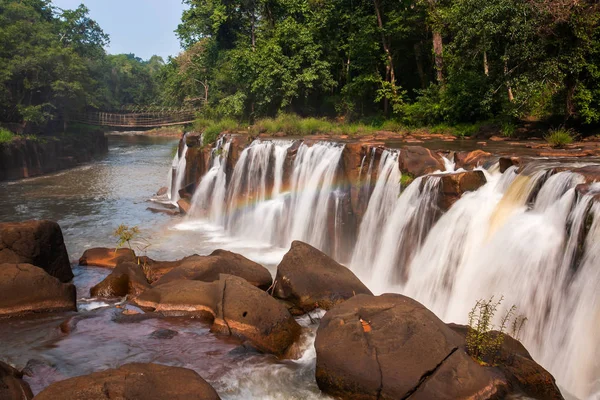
[0,263,76,316]
[133,275,300,356]
[0,361,33,400]
[153,250,272,290]
[425,170,488,211]
[398,146,445,177]
[0,220,72,282]
[273,241,372,315]
[78,247,137,269]
[315,294,563,400]
[33,363,220,400]
[90,262,151,298]
[454,150,495,170]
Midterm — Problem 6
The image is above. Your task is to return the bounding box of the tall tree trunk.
[483,50,489,76]
[432,30,444,84]
[504,48,514,102]
[373,0,395,114]
[414,42,426,88]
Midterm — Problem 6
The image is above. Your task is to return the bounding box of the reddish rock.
[454,150,495,170]
[273,241,372,315]
[79,247,137,269]
[398,146,445,177]
[156,186,168,196]
[90,262,151,298]
[33,363,220,400]
[425,171,488,211]
[0,220,72,282]
[0,263,76,316]
[153,250,272,290]
[133,275,300,356]
[315,294,563,400]
[177,198,192,214]
[0,361,33,400]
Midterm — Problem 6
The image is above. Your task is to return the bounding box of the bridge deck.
[71,111,196,128]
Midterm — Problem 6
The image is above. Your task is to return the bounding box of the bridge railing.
[70,110,197,128]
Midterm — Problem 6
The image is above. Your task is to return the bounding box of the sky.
[52,0,188,61]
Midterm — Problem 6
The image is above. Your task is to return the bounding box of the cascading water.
[188,139,345,255]
[165,134,189,204]
[354,162,599,399]
[189,137,230,222]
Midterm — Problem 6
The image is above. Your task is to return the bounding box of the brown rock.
[133,275,300,356]
[177,198,192,214]
[454,150,495,170]
[33,363,220,400]
[0,220,72,282]
[315,294,563,400]
[426,170,488,211]
[156,186,168,196]
[0,263,76,316]
[154,250,272,290]
[90,262,151,298]
[78,247,137,269]
[0,360,33,400]
[398,146,445,177]
[499,157,521,173]
[273,241,372,315]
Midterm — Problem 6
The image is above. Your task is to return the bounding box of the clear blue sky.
[52,0,188,61]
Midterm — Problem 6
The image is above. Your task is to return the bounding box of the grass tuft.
[544,127,576,147]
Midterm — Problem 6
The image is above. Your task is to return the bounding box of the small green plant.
[400,173,415,188]
[113,224,152,278]
[0,128,15,144]
[466,296,524,365]
[202,118,240,146]
[380,120,404,132]
[544,127,576,147]
[501,122,517,138]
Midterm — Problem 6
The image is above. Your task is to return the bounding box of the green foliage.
[545,127,576,147]
[202,118,239,145]
[113,224,140,252]
[501,122,517,138]
[0,128,14,143]
[466,296,525,365]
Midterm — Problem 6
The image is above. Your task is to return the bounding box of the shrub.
[0,128,15,143]
[544,127,576,147]
[202,118,240,146]
[466,296,524,365]
[380,120,404,132]
[501,121,517,138]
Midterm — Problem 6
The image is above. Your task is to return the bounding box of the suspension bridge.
[70,107,197,128]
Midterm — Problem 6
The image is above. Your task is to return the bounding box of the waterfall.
[188,139,344,254]
[165,135,189,204]
[189,137,230,223]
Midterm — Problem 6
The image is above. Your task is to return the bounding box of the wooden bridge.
[70,108,196,128]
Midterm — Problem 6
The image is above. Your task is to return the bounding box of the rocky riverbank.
[0,130,108,181]
[0,220,564,399]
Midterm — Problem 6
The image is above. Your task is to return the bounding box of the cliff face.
[0,130,108,181]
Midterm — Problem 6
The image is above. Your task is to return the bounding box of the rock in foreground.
[1,360,33,400]
[315,294,563,400]
[0,220,72,282]
[90,262,151,298]
[154,249,272,289]
[273,241,372,314]
[133,274,301,356]
[78,247,137,269]
[33,363,220,400]
[0,263,76,316]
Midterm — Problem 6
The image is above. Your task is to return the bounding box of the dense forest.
[1,0,599,134]
[165,0,600,128]
[0,0,163,131]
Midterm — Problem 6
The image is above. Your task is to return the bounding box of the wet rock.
[398,146,445,177]
[133,274,301,356]
[315,294,563,400]
[90,262,151,298]
[177,198,192,214]
[78,247,137,269]
[447,324,564,400]
[426,170,488,211]
[149,328,178,340]
[454,150,495,170]
[185,132,203,147]
[499,157,522,173]
[154,250,272,290]
[33,363,221,400]
[147,206,180,216]
[0,263,76,316]
[0,220,72,282]
[0,360,33,400]
[570,165,600,183]
[273,241,372,315]
[156,186,168,196]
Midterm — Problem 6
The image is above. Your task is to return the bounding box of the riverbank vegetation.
[161,0,600,133]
